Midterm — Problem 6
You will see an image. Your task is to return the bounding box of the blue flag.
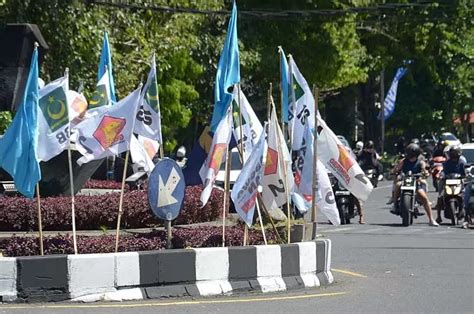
[379,67,408,120]
[0,47,41,198]
[210,2,240,131]
[98,31,116,102]
[279,47,289,123]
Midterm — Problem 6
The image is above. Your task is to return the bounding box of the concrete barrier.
[0,239,333,303]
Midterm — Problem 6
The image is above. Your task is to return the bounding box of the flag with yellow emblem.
[261,105,294,221]
[37,75,71,161]
[87,68,111,112]
[72,87,142,165]
[199,107,233,207]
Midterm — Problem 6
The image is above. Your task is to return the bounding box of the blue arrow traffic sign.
[148,158,185,221]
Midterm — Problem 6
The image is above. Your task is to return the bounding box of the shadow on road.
[368,223,406,228]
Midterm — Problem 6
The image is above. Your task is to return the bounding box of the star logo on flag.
[93,115,126,149]
[39,86,68,132]
[264,148,278,175]
[208,143,226,175]
[89,84,108,109]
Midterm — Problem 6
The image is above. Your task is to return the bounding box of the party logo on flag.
[208,143,227,175]
[93,115,126,149]
[264,148,278,175]
[145,75,159,113]
[89,84,108,109]
[39,86,68,132]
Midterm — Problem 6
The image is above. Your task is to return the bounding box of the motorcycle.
[441,173,464,226]
[397,172,424,226]
[430,156,446,192]
[364,168,378,188]
[329,173,358,224]
[465,166,474,226]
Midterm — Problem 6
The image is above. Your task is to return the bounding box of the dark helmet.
[448,145,461,159]
[406,143,421,159]
[365,140,374,149]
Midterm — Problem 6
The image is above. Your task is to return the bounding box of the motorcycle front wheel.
[338,203,349,225]
[401,193,412,227]
[448,200,458,226]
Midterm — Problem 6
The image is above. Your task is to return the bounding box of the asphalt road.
[1,181,473,314]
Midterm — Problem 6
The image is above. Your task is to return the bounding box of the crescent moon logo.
[47,99,66,120]
[89,91,101,106]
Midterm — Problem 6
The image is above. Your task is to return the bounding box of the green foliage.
[0,111,12,134]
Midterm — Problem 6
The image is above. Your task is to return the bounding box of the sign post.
[148,158,185,249]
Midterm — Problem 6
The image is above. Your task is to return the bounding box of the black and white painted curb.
[0,239,333,303]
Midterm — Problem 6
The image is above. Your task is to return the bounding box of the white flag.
[72,87,142,165]
[130,134,157,174]
[288,55,317,151]
[37,75,70,162]
[231,86,263,163]
[134,54,163,143]
[261,105,293,221]
[199,108,233,207]
[317,116,373,201]
[231,129,266,227]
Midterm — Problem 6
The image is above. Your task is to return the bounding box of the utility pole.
[380,68,385,154]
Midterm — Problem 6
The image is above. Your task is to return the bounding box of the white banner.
[130,134,157,174]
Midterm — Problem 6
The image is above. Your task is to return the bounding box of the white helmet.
[176,146,186,158]
[356,141,364,150]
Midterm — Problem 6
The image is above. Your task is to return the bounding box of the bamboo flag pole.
[288,54,295,146]
[257,194,282,243]
[222,144,232,247]
[311,85,319,240]
[65,67,78,255]
[277,46,286,143]
[255,192,267,245]
[115,150,130,253]
[36,184,44,255]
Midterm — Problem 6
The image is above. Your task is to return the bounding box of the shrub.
[82,179,127,190]
[0,186,223,231]
[1,226,279,257]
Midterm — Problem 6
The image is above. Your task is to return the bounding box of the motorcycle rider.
[354,141,364,155]
[435,146,466,224]
[175,146,188,168]
[391,143,439,226]
[357,140,384,181]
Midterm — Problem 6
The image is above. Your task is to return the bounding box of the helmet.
[356,141,364,150]
[448,145,461,159]
[176,146,186,158]
[405,143,421,159]
[365,140,374,149]
[411,138,420,145]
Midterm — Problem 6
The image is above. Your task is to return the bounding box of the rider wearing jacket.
[391,143,439,226]
[357,140,383,180]
[435,146,466,224]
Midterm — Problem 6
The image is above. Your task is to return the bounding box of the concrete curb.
[0,239,333,303]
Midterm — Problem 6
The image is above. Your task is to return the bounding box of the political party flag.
[231,128,266,227]
[88,69,111,112]
[231,86,263,163]
[291,125,340,225]
[183,126,213,186]
[316,116,373,201]
[379,67,408,121]
[134,54,162,143]
[288,55,316,151]
[262,105,293,221]
[210,2,240,131]
[278,47,290,123]
[200,108,233,207]
[98,31,116,102]
[0,47,41,198]
[37,75,70,162]
[67,90,88,122]
[130,134,156,174]
[73,87,142,165]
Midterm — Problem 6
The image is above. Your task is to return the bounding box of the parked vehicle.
[430,155,446,192]
[397,172,424,226]
[441,173,464,226]
[439,132,461,147]
[329,173,358,224]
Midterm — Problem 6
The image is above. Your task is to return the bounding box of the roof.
[454,112,474,124]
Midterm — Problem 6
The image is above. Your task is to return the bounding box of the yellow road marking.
[1,291,346,310]
[332,268,367,278]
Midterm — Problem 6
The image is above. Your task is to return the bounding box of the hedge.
[0,226,278,257]
[0,185,223,231]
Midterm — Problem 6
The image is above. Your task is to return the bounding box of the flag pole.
[257,194,282,243]
[236,84,250,246]
[255,190,267,245]
[311,85,319,240]
[115,150,130,253]
[36,184,44,255]
[222,145,232,247]
[278,46,286,143]
[65,67,78,255]
[288,54,295,146]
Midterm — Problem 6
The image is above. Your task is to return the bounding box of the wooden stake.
[311,85,319,240]
[255,200,267,245]
[36,184,44,256]
[243,224,248,246]
[257,194,282,243]
[67,145,78,255]
[115,150,130,253]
